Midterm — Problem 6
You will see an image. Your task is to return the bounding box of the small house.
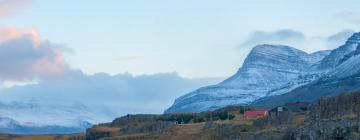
[244,110,268,118]
[269,102,311,117]
[269,106,290,117]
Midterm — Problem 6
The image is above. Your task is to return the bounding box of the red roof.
[244,110,268,118]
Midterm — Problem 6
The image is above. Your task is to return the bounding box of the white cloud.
[241,29,306,47]
[326,29,355,47]
[241,29,356,53]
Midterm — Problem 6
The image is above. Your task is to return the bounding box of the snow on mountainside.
[328,44,360,78]
[0,101,112,134]
[167,32,360,113]
[165,45,327,113]
[265,50,331,97]
[253,48,360,108]
[312,32,360,71]
[253,32,360,108]
[266,33,360,97]
[0,116,91,134]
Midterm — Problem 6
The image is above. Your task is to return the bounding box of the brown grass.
[155,123,204,140]
[90,126,120,132]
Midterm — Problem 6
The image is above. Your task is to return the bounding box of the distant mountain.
[166,32,360,113]
[0,116,91,134]
[0,101,108,134]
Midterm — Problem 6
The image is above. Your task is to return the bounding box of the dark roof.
[269,102,311,113]
[269,106,289,112]
[285,102,311,108]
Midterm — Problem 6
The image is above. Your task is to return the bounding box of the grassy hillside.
[82,91,360,140]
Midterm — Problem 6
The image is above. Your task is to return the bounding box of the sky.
[1,0,359,78]
[0,0,360,118]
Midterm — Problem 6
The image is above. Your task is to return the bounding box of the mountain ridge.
[165,44,330,113]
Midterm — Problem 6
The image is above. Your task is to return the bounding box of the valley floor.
[83,91,360,140]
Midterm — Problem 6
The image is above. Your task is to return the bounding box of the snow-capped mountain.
[165,45,329,113]
[312,32,360,71]
[0,101,113,134]
[265,33,360,97]
[0,116,91,134]
[166,32,360,113]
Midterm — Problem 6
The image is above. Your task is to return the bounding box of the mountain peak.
[240,44,310,71]
[314,32,360,71]
[345,32,360,44]
[251,44,303,54]
[248,44,312,62]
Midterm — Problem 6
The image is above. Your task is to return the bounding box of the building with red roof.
[244,110,268,118]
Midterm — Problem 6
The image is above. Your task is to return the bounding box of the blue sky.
[2,0,360,78]
[0,0,360,116]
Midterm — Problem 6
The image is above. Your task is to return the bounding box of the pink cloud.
[0,27,67,81]
[0,26,41,46]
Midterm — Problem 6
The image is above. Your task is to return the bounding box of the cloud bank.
[0,71,220,115]
[241,29,355,52]
[0,26,222,125]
